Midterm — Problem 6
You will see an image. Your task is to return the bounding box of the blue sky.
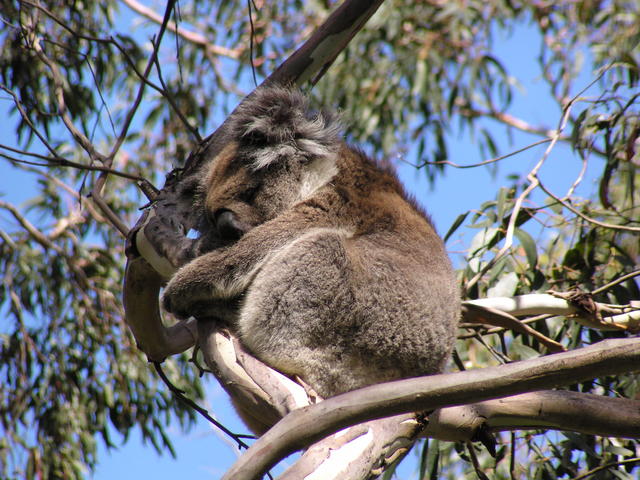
[0,9,604,480]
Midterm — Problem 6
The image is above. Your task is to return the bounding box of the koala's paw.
[162,272,215,319]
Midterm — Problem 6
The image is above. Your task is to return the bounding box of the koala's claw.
[144,213,198,268]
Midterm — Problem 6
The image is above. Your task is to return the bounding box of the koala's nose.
[214,209,246,241]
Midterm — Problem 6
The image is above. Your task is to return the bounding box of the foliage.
[0,0,638,479]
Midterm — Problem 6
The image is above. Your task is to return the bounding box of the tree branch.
[461,301,566,352]
[425,391,640,441]
[464,95,574,293]
[223,337,640,480]
[0,143,146,182]
[120,0,242,59]
[465,294,640,331]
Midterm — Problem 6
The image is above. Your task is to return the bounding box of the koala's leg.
[236,227,361,398]
[237,230,459,398]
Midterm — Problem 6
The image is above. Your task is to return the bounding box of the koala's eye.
[213,209,246,241]
[238,185,259,203]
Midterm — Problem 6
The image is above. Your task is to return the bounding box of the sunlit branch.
[463,69,608,294]
[564,150,589,197]
[463,106,569,294]
[120,0,243,59]
[223,338,640,480]
[466,293,640,331]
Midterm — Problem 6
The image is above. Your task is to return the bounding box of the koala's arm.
[141,197,248,270]
[162,200,335,319]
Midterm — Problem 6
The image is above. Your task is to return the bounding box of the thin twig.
[152,362,253,450]
[91,0,179,238]
[592,270,640,295]
[536,180,640,233]
[416,138,552,169]
[465,442,488,480]
[464,70,609,294]
[0,85,59,157]
[0,200,63,253]
[565,150,589,198]
[571,457,640,480]
[458,103,563,138]
[152,52,201,141]
[247,0,258,87]
[108,6,172,160]
[0,144,146,182]
[29,33,105,162]
[458,314,554,340]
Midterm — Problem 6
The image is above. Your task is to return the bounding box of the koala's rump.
[236,226,458,398]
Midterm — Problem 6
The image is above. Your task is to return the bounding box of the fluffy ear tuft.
[230,86,343,169]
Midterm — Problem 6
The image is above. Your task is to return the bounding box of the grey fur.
[229,86,343,170]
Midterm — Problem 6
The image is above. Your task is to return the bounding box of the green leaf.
[444,211,469,242]
[514,227,538,269]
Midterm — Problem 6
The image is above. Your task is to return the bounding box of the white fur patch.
[250,145,298,170]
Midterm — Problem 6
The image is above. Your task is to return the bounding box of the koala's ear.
[230,86,343,170]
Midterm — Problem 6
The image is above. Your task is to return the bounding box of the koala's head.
[194,86,343,252]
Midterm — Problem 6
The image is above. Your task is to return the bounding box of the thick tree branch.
[425,391,640,441]
[195,323,420,479]
[278,413,419,479]
[123,256,197,361]
[223,337,640,480]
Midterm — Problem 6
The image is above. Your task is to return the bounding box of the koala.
[160,86,460,425]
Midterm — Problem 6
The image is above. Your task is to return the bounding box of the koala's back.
[236,141,460,398]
